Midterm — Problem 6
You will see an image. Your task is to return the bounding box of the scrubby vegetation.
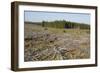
[24,20,90,62]
[41,20,90,29]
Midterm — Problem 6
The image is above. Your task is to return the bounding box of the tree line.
[41,20,90,29]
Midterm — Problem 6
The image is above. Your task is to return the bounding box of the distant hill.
[24,22,41,25]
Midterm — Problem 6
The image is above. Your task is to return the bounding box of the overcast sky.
[24,11,90,24]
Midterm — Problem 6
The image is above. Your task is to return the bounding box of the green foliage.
[63,30,66,33]
[41,20,90,29]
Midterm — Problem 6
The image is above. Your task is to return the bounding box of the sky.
[24,11,90,24]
